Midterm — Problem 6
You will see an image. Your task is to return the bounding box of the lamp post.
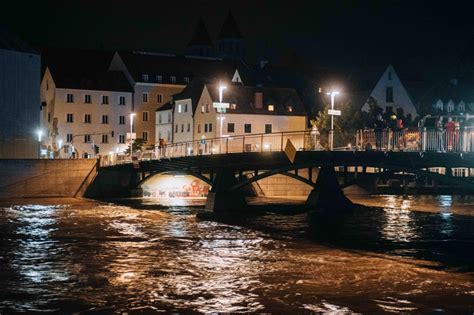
[326,91,340,151]
[130,113,136,158]
[37,129,43,158]
[58,139,63,158]
[218,84,227,138]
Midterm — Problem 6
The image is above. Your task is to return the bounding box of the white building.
[361,64,418,118]
[192,84,307,151]
[155,101,173,145]
[0,28,41,158]
[40,67,133,158]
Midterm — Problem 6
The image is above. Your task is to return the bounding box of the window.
[119,115,125,125]
[265,124,272,134]
[187,123,191,132]
[156,75,162,82]
[181,124,184,132]
[142,111,148,122]
[84,114,91,124]
[66,113,74,123]
[47,112,51,123]
[206,104,210,113]
[167,112,171,123]
[178,104,182,113]
[102,95,109,104]
[119,96,126,105]
[66,93,74,103]
[209,123,213,132]
[287,106,293,112]
[102,134,108,143]
[46,80,49,90]
[175,125,178,133]
[198,124,201,133]
[84,134,91,143]
[388,71,392,80]
[158,114,162,124]
[67,133,73,142]
[119,135,125,144]
[201,105,205,113]
[170,76,176,83]
[142,93,149,103]
[230,103,237,110]
[185,104,188,112]
[386,87,393,103]
[142,131,148,142]
[204,123,208,133]
[268,105,274,111]
[227,123,235,133]
[102,115,109,124]
[157,93,163,103]
[244,123,251,133]
[142,74,149,82]
[84,94,91,104]
[184,77,190,84]
[167,131,171,141]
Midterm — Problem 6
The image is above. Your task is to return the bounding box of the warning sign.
[284,139,297,163]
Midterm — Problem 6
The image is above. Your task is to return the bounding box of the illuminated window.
[201,105,205,113]
[178,104,182,113]
[230,103,237,110]
[268,105,274,111]
[142,74,149,82]
[184,77,190,84]
[170,76,176,83]
[287,105,293,112]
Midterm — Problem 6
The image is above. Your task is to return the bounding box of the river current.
[0,195,473,313]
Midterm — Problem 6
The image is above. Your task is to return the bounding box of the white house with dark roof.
[40,66,133,158]
[155,101,173,145]
[193,84,307,152]
[361,64,418,118]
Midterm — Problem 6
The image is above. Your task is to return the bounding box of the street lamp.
[58,139,63,158]
[326,90,340,151]
[37,129,43,158]
[218,84,227,138]
[130,113,136,158]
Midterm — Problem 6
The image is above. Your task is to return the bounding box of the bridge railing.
[356,127,474,152]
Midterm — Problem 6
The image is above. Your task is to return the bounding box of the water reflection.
[0,197,473,313]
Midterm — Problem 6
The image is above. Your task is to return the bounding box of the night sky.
[2,0,474,74]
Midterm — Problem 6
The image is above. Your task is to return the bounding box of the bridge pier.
[306,166,353,212]
[205,169,247,212]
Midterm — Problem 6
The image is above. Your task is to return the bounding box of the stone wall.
[0,159,97,199]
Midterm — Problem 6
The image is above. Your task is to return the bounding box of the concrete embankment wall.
[0,159,98,199]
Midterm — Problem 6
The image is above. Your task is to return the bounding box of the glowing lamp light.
[263,143,270,151]
[37,130,43,142]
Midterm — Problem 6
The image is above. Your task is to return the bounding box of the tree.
[125,138,146,155]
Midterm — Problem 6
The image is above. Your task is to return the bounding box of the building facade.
[361,64,418,119]
[155,102,173,145]
[193,85,307,150]
[0,29,41,158]
[40,68,133,158]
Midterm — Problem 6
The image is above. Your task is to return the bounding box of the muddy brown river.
[0,195,473,313]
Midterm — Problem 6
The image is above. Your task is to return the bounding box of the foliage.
[125,138,147,155]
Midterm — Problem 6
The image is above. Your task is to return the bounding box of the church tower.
[216,11,244,60]
[185,17,214,58]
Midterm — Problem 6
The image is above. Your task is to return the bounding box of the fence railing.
[99,127,474,167]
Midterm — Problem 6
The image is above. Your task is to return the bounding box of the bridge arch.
[138,170,212,188]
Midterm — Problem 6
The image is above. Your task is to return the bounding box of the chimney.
[254,92,263,109]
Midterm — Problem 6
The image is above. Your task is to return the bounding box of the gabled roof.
[0,26,38,54]
[156,101,173,111]
[40,47,131,92]
[187,17,213,47]
[218,11,243,39]
[171,78,207,113]
[204,84,306,116]
[117,51,254,84]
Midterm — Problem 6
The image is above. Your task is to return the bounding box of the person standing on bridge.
[436,117,445,152]
[374,114,385,151]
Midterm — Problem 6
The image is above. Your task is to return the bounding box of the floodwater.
[0,195,473,313]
